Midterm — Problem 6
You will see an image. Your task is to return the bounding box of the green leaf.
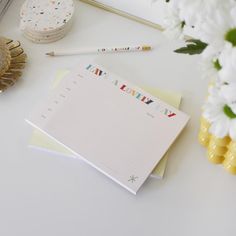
[213,59,222,71]
[174,39,208,55]
[225,28,236,46]
[223,105,236,119]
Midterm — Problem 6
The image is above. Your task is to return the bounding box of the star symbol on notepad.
[128,175,138,183]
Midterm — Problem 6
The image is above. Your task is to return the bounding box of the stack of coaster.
[20,0,74,43]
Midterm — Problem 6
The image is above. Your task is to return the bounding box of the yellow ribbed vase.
[199,116,236,175]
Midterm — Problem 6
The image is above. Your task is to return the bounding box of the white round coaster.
[20,0,74,40]
[23,30,68,43]
[22,17,73,38]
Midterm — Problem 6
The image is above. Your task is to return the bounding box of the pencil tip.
[45,51,54,56]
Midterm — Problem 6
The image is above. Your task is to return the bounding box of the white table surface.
[0,1,235,236]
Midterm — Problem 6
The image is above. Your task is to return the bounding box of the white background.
[0,1,235,235]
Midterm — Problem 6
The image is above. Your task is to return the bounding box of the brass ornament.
[0,37,27,92]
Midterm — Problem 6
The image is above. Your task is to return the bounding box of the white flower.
[203,87,236,140]
[218,64,236,84]
[217,44,236,84]
[219,43,236,68]
[200,45,221,80]
[177,0,229,27]
[201,59,219,81]
[162,2,185,39]
[194,4,236,53]
[220,83,236,114]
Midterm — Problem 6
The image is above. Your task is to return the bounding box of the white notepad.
[81,0,167,29]
[26,62,189,194]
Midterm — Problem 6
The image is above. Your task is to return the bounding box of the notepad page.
[26,62,189,194]
[82,0,167,26]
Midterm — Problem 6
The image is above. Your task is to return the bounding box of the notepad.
[26,62,189,194]
[81,0,166,29]
[0,0,12,20]
[29,69,182,179]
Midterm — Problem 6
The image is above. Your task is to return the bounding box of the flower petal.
[209,115,230,138]
[229,119,236,140]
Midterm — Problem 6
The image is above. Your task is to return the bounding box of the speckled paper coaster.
[22,20,73,43]
[20,0,74,43]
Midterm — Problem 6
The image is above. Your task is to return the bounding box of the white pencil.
[45,45,152,56]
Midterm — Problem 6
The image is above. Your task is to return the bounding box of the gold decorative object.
[0,37,27,92]
[199,116,236,175]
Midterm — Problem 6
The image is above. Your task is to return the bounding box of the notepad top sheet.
[26,62,189,194]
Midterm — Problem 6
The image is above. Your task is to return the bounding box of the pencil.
[46,45,152,56]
